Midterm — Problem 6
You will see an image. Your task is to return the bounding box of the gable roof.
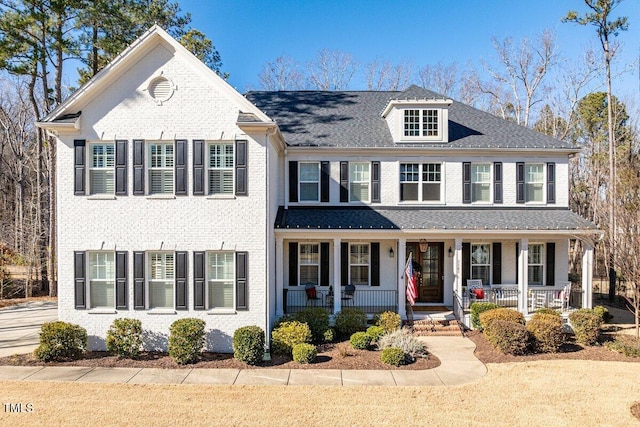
[246,85,576,151]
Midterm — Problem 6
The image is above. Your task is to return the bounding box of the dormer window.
[381,98,452,143]
[404,109,439,138]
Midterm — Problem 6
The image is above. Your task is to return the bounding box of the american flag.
[405,255,417,306]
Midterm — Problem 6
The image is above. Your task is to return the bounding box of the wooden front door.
[407,242,444,303]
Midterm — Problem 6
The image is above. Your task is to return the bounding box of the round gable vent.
[147,76,174,104]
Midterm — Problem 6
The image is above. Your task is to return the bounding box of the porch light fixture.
[448,247,453,257]
[419,239,428,253]
[389,247,394,258]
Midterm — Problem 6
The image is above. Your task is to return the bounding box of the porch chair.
[341,284,356,306]
[531,290,548,310]
[304,283,323,307]
[551,282,572,311]
[467,279,485,300]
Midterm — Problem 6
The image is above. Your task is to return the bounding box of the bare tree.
[258,55,304,90]
[307,49,358,90]
[366,59,413,91]
[418,62,459,97]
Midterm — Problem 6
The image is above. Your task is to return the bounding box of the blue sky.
[179,0,639,97]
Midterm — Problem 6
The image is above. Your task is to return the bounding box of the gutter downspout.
[264,126,277,359]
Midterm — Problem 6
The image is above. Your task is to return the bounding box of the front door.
[406,242,444,303]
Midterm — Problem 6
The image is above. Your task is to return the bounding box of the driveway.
[0,301,58,357]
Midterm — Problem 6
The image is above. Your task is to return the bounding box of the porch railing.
[460,286,583,313]
[283,288,397,315]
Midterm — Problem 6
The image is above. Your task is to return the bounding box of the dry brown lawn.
[1,360,639,426]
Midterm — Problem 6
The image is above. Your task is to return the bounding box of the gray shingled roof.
[274,207,597,232]
[246,86,575,150]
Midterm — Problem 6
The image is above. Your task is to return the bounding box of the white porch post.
[275,238,284,316]
[518,239,529,314]
[582,241,594,309]
[397,237,406,318]
[453,238,463,296]
[333,238,341,314]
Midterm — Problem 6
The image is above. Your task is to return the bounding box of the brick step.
[410,319,464,336]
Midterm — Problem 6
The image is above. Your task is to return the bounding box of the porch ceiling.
[274,206,598,234]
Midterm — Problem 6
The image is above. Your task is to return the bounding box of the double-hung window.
[528,244,544,285]
[525,164,544,203]
[299,162,320,202]
[349,243,369,285]
[471,244,490,285]
[208,143,234,195]
[299,243,319,285]
[149,143,174,194]
[89,143,115,195]
[149,252,174,309]
[403,109,439,138]
[400,163,441,202]
[472,164,491,202]
[207,252,234,309]
[349,162,370,202]
[89,252,115,308]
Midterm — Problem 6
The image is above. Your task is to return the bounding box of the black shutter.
[494,162,503,204]
[133,251,145,309]
[370,242,380,286]
[236,251,248,310]
[235,140,247,196]
[341,242,349,285]
[133,139,145,195]
[175,251,188,309]
[340,161,349,202]
[193,140,205,195]
[74,140,86,195]
[174,140,188,196]
[492,242,502,285]
[289,161,298,203]
[320,161,330,202]
[516,162,525,203]
[193,252,205,310]
[547,162,556,204]
[74,251,86,309]
[320,242,329,286]
[115,140,128,196]
[546,243,556,286]
[462,162,471,204]
[115,251,128,310]
[371,161,381,203]
[288,242,298,286]
[515,242,519,281]
[462,243,470,284]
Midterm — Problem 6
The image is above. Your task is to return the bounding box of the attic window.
[147,76,174,104]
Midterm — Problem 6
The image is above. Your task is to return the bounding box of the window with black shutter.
[74,140,86,195]
[235,140,247,196]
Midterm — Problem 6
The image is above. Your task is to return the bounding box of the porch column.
[582,241,594,309]
[518,239,529,314]
[333,238,341,314]
[397,237,406,318]
[275,238,284,316]
[453,238,463,296]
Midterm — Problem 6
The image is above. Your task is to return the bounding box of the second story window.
[149,143,174,194]
[403,109,439,138]
[472,164,490,202]
[525,164,544,202]
[349,162,370,202]
[299,162,320,202]
[89,143,115,195]
[208,143,234,195]
[400,163,441,202]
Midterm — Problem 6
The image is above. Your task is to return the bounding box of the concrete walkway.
[0,336,486,387]
[0,301,58,358]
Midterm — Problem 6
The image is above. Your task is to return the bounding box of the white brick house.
[38,26,598,352]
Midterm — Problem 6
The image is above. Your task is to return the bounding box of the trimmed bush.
[380,347,406,366]
[374,311,402,333]
[470,302,500,329]
[377,328,427,362]
[479,308,525,330]
[334,308,367,337]
[350,331,373,350]
[594,305,612,323]
[292,343,317,364]
[106,318,143,359]
[366,325,385,343]
[569,309,603,345]
[293,307,330,342]
[35,321,87,362]
[484,320,529,355]
[605,335,640,358]
[233,326,265,365]
[271,321,312,355]
[535,308,562,317]
[527,312,564,353]
[168,318,206,365]
[323,327,336,343]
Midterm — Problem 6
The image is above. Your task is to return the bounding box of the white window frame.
[207,142,234,195]
[349,162,370,203]
[299,243,320,286]
[299,162,320,202]
[88,251,115,309]
[206,251,235,310]
[525,163,545,203]
[147,252,175,309]
[471,243,490,285]
[399,163,442,203]
[528,243,544,286]
[88,142,115,195]
[148,142,174,195]
[402,109,440,140]
[471,163,491,203]
[349,243,370,286]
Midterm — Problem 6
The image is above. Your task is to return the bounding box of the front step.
[410,318,464,337]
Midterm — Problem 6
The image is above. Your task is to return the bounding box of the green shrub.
[106,318,143,359]
[479,308,525,330]
[168,318,206,365]
[35,321,87,362]
[470,302,500,329]
[350,331,373,350]
[604,335,640,358]
[233,326,265,365]
[334,308,367,337]
[323,327,336,343]
[293,307,330,342]
[483,320,529,355]
[366,325,385,343]
[527,312,564,353]
[271,321,312,355]
[535,308,562,317]
[377,328,427,362]
[569,309,603,345]
[594,305,613,323]
[374,311,402,332]
[380,347,406,366]
[292,343,317,364]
